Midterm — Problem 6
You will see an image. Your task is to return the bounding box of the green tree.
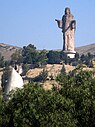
[1,67,95,126]
[61,64,66,75]
[57,69,95,127]
[75,52,79,61]
[37,50,47,67]
[0,83,76,127]
[22,64,30,75]
[0,53,5,67]
[47,50,61,64]
[80,53,93,66]
[60,51,65,61]
[11,49,23,64]
[32,69,48,82]
[1,66,11,92]
[80,54,86,63]
[87,52,93,59]
[22,44,39,64]
[38,68,48,82]
[0,96,6,126]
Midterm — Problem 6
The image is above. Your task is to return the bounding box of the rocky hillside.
[0,43,21,60]
[75,43,95,55]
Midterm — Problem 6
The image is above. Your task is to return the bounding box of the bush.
[57,69,95,127]
[1,68,95,126]
[47,50,61,64]
[0,83,76,127]
[22,64,30,75]
[31,69,48,82]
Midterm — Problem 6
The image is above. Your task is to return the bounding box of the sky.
[0,0,95,50]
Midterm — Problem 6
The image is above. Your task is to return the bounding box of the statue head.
[65,7,71,15]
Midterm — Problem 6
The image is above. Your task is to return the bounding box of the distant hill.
[75,43,95,55]
[0,43,21,60]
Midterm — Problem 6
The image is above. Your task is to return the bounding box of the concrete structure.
[3,66,23,99]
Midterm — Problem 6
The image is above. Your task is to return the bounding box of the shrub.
[1,68,95,126]
[0,83,76,127]
[57,69,95,127]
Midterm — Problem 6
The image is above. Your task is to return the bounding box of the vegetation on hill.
[75,43,95,55]
[9,44,95,68]
[1,43,95,126]
[0,43,95,69]
[1,67,95,126]
[0,53,5,68]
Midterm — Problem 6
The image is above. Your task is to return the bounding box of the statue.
[55,7,76,52]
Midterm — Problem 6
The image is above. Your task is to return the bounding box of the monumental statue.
[55,7,76,52]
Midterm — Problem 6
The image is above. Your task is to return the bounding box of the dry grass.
[43,80,62,91]
[26,64,75,79]
[26,64,75,90]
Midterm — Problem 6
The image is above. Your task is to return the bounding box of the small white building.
[3,66,24,100]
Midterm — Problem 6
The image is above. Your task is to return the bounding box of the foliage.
[0,95,7,127]
[60,51,69,64]
[4,60,11,67]
[61,64,66,75]
[9,43,95,67]
[0,83,76,127]
[32,69,48,82]
[11,49,23,64]
[75,52,80,61]
[37,50,48,67]
[80,52,94,66]
[22,44,39,64]
[47,50,61,64]
[0,53,5,67]
[22,64,30,75]
[1,66,11,92]
[1,58,95,126]
[2,42,95,67]
[57,69,95,127]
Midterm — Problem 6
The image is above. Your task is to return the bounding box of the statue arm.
[55,19,62,29]
[71,20,76,30]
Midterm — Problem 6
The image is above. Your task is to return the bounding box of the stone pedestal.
[64,50,76,58]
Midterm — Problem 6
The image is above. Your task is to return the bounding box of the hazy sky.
[0,0,95,50]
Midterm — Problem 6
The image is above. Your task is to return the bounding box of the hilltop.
[75,43,95,55]
[0,43,95,60]
[0,43,21,60]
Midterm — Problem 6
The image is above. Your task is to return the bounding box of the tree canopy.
[1,68,95,126]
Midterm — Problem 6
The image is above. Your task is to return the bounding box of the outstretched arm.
[55,19,62,29]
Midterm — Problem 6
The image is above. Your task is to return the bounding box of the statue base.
[63,50,76,58]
